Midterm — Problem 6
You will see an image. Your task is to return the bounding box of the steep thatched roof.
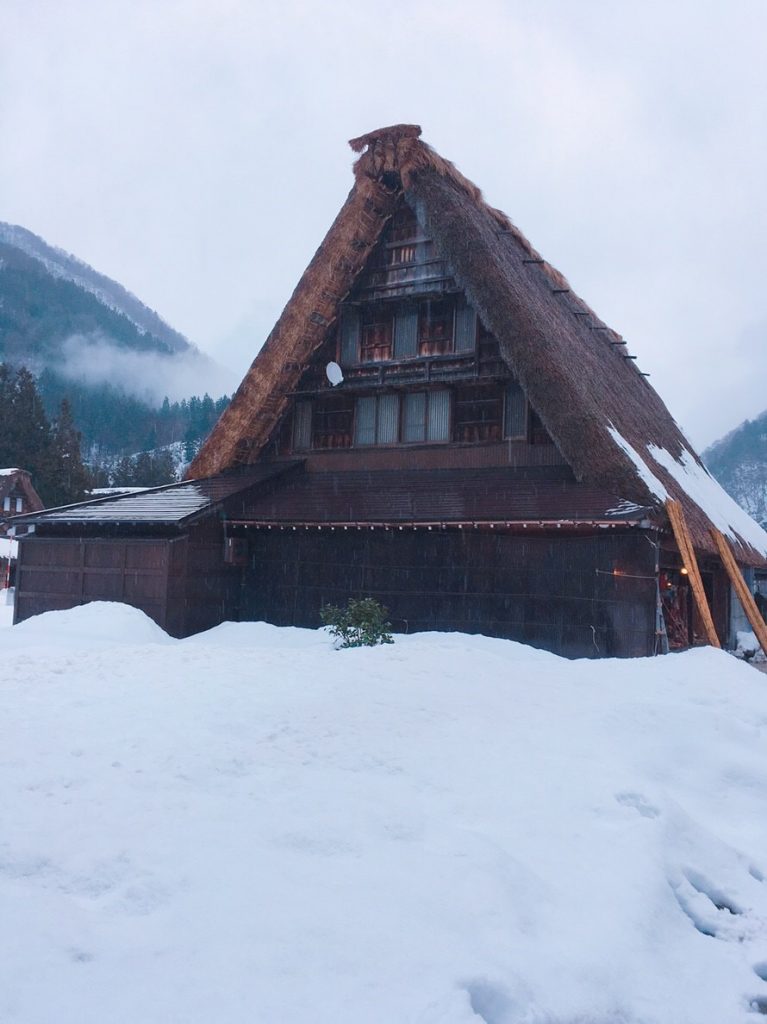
[189,125,767,564]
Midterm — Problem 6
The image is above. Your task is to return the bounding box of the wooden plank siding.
[239,528,658,658]
[15,520,241,637]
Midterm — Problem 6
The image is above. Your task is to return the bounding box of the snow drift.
[1,603,767,1023]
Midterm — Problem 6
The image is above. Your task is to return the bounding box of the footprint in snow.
[615,791,661,818]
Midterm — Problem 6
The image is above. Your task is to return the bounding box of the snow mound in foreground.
[2,607,767,1023]
[7,599,170,648]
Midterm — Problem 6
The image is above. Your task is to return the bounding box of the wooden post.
[665,499,720,648]
[710,528,767,656]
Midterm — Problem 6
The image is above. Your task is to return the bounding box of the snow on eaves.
[608,425,767,557]
[648,443,767,557]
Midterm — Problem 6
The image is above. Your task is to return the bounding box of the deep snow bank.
[1,603,767,1024]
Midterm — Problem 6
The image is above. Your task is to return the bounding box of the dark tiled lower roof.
[12,463,301,527]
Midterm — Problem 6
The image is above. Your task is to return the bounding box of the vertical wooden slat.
[710,528,767,656]
[504,381,527,439]
[665,499,720,648]
[377,394,400,444]
[393,303,419,358]
[339,306,360,366]
[403,392,426,443]
[427,390,450,441]
[454,301,477,352]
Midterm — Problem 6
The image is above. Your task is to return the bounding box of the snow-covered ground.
[2,603,767,1024]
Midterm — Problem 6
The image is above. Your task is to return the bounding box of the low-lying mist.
[56,333,238,404]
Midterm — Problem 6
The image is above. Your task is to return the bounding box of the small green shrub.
[320,597,394,649]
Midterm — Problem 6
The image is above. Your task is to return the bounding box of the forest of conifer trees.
[0,363,231,506]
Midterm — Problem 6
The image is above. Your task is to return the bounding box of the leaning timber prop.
[710,528,767,656]
[665,499,720,648]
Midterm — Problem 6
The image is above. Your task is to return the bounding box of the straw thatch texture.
[190,125,766,564]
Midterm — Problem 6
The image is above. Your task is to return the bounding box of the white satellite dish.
[326,361,344,387]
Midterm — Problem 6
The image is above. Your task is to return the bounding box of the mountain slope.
[0,222,189,355]
[704,411,767,528]
[0,222,235,459]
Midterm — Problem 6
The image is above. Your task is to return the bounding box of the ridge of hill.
[703,411,767,528]
[0,222,189,355]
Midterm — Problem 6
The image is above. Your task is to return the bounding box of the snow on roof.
[607,427,670,502]
[0,468,22,477]
[648,443,767,557]
[90,487,155,495]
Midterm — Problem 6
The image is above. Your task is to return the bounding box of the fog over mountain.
[0,221,236,403]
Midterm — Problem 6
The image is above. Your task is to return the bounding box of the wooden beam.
[665,499,720,648]
[710,528,767,656]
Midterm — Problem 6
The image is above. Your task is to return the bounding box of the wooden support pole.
[665,499,720,648]
[710,528,767,656]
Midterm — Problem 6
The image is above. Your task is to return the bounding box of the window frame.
[354,390,451,447]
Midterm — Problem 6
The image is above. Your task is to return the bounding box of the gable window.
[15,497,22,513]
[355,394,400,446]
[2,496,9,513]
[403,391,450,443]
[504,381,528,439]
[354,390,450,446]
[419,299,454,356]
[360,307,393,362]
[339,296,478,365]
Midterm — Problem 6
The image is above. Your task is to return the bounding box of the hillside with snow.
[0,222,234,408]
[704,412,767,529]
[2,603,767,1023]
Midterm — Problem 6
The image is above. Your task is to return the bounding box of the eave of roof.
[11,463,301,529]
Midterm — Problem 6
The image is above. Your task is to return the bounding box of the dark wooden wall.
[14,520,240,638]
[15,535,175,627]
[240,528,658,658]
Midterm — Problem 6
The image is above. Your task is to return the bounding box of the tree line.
[0,364,90,507]
[0,363,231,509]
[37,370,229,456]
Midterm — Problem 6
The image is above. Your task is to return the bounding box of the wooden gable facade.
[11,125,767,655]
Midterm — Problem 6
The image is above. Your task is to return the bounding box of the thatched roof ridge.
[190,125,767,564]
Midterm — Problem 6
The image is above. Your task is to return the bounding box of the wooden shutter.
[354,396,376,445]
[339,306,360,366]
[403,392,426,442]
[377,394,400,444]
[504,382,527,439]
[427,390,450,441]
[292,401,313,451]
[393,303,419,359]
[454,301,477,352]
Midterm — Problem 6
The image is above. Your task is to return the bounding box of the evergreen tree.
[49,399,91,506]
[11,367,58,502]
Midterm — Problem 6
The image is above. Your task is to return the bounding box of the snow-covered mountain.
[0,221,189,354]
[0,221,234,403]
[703,411,767,528]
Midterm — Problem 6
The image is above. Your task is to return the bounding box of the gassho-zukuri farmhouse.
[10,125,767,657]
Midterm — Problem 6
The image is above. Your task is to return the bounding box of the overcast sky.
[2,0,766,448]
